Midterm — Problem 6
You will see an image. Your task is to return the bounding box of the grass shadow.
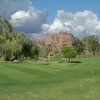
[70,61,82,63]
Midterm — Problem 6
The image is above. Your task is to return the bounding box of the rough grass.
[0,56,100,100]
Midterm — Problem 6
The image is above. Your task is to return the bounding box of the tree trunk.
[48,53,51,62]
[68,58,70,63]
[93,51,95,56]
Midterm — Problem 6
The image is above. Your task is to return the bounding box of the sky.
[0,0,100,38]
[31,0,100,23]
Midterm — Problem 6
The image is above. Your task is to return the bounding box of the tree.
[61,45,77,63]
[11,39,23,61]
[0,17,14,62]
[15,32,26,45]
[72,37,85,55]
[22,38,33,57]
[21,38,39,60]
[2,40,11,62]
[0,17,40,62]
[84,35,99,55]
[0,17,13,40]
[39,46,48,59]
[31,44,39,60]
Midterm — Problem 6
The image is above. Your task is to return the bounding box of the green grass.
[0,56,100,100]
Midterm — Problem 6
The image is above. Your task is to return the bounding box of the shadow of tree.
[70,61,82,63]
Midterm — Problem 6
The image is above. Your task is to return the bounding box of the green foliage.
[61,45,77,62]
[22,38,33,57]
[46,44,52,53]
[0,18,40,62]
[0,17,14,62]
[39,46,48,58]
[11,38,23,60]
[54,53,62,59]
[84,35,99,55]
[31,44,39,60]
[72,37,85,55]
[2,40,12,62]
[0,17,13,38]
[4,18,13,33]
[39,44,53,62]
[22,39,40,60]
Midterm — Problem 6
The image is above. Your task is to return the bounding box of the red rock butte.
[38,31,74,52]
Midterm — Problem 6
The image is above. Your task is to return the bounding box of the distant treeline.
[0,17,100,63]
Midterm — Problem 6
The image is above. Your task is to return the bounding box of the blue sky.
[31,0,100,23]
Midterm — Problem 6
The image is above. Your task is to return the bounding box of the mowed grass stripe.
[11,62,62,73]
[0,61,99,85]
[2,63,55,79]
[0,64,39,83]
[0,72,16,82]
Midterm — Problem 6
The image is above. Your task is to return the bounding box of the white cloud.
[0,0,100,38]
[0,0,31,19]
[42,10,100,37]
[0,0,48,35]
[10,6,48,33]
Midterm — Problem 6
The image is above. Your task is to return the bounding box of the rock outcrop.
[38,31,73,52]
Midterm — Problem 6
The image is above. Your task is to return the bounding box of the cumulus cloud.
[42,10,100,37]
[0,0,100,38]
[0,0,30,19]
[10,6,48,34]
[0,0,48,35]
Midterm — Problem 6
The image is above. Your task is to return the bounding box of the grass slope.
[0,56,100,100]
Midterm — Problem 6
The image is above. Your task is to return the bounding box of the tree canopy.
[61,45,77,63]
[72,37,85,55]
[0,17,40,62]
[84,35,99,55]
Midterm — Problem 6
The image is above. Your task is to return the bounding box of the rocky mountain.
[37,31,74,52]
